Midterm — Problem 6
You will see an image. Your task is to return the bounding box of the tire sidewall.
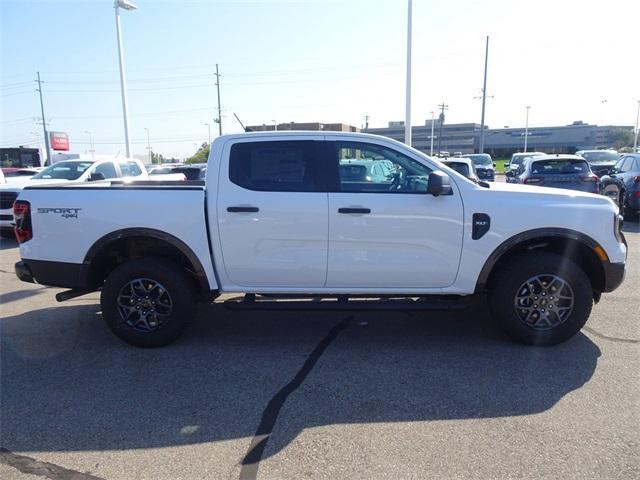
[101,258,196,347]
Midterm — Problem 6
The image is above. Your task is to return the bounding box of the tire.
[101,257,196,347]
[489,252,592,346]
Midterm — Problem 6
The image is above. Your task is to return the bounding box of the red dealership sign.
[50,131,69,151]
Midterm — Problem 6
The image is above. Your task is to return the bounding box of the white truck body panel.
[15,131,625,296]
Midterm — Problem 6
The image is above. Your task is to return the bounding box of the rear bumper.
[15,259,90,289]
[603,261,625,293]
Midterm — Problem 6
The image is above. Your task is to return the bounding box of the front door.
[216,138,328,288]
[325,139,464,289]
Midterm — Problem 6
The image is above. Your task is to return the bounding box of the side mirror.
[493,163,496,167]
[426,171,452,197]
[88,172,106,182]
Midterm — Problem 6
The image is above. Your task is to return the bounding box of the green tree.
[186,142,209,164]
[608,128,634,150]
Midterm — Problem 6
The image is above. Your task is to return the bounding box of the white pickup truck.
[13,132,627,347]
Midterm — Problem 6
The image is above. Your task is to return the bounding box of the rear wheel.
[101,257,196,347]
[489,252,592,345]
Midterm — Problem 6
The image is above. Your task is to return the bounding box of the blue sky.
[1,0,638,159]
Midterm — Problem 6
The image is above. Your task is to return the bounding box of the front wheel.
[101,257,196,347]
[489,252,593,345]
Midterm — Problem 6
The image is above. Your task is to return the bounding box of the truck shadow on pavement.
[1,300,600,461]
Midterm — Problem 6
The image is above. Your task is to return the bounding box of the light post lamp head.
[115,0,137,10]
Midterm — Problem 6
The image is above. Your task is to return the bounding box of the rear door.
[324,138,464,289]
[216,137,328,288]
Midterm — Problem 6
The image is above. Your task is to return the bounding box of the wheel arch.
[475,228,607,297]
[84,228,211,294]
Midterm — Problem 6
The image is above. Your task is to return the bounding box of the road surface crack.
[238,316,352,480]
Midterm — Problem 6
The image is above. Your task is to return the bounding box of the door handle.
[227,206,259,213]
[338,207,371,214]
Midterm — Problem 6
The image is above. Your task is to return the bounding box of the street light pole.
[84,130,94,158]
[204,123,211,144]
[479,35,489,153]
[429,111,435,156]
[114,0,137,158]
[634,100,640,153]
[272,120,278,131]
[524,105,531,152]
[404,0,412,146]
[144,127,151,164]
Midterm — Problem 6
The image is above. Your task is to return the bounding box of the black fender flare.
[84,228,211,292]
[474,227,604,293]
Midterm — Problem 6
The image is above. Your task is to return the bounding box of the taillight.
[580,175,598,182]
[523,177,543,184]
[13,200,32,243]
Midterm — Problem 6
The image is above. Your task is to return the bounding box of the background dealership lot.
[1,217,638,480]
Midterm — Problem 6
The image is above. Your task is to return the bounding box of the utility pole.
[634,100,640,152]
[404,0,412,146]
[214,64,222,136]
[524,105,531,152]
[479,35,489,153]
[437,102,448,154]
[429,111,435,155]
[144,127,151,164]
[35,72,51,165]
[364,115,369,132]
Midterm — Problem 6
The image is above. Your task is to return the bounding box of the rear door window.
[93,162,118,179]
[229,141,322,192]
[119,161,143,177]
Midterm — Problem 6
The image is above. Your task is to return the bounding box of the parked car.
[339,159,395,183]
[0,157,147,238]
[599,153,640,217]
[2,167,41,178]
[575,150,619,177]
[441,158,480,182]
[170,164,206,181]
[505,151,546,177]
[12,132,626,348]
[463,153,495,181]
[511,155,599,193]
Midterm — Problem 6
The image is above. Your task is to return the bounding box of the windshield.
[32,161,93,180]
[464,154,492,166]
[531,159,589,174]
[580,151,619,163]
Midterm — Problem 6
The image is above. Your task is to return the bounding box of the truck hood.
[487,181,616,208]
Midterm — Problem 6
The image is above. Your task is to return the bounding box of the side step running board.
[224,294,472,311]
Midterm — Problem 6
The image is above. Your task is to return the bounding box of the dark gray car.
[513,155,599,193]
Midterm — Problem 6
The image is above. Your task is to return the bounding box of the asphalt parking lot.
[1,221,638,480]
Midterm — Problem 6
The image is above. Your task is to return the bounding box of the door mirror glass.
[88,172,106,182]
[426,171,452,196]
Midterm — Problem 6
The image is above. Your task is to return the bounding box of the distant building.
[368,120,634,156]
[367,121,480,154]
[246,122,359,132]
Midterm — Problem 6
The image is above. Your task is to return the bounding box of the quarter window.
[229,141,320,192]
[334,142,433,193]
